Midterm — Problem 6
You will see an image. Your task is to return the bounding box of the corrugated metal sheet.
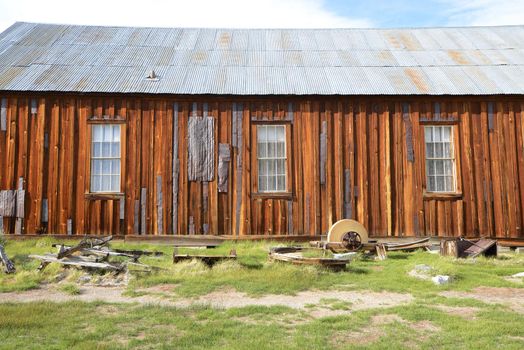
[0,22,523,95]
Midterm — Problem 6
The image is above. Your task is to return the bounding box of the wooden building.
[1,22,524,240]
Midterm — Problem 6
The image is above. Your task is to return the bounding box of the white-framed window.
[90,124,121,193]
[424,125,456,193]
[257,125,287,192]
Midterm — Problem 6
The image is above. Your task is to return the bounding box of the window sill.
[252,192,293,200]
[85,192,124,201]
[423,192,462,201]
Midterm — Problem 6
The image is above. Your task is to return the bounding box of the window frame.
[251,121,293,198]
[422,122,462,198]
[86,120,126,198]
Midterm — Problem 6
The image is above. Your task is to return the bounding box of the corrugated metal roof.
[0,22,523,95]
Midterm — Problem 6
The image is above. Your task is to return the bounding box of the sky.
[0,0,522,32]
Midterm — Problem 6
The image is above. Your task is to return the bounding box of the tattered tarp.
[188,116,215,182]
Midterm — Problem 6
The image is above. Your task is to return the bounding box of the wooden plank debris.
[0,244,15,274]
[173,248,237,267]
[440,238,497,258]
[30,254,124,272]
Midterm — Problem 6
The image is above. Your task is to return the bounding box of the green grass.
[2,238,524,297]
[1,238,524,349]
[0,300,523,350]
[58,283,81,295]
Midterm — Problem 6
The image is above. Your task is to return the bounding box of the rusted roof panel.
[0,22,523,95]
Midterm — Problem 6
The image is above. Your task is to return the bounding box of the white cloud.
[441,0,524,26]
[0,0,373,32]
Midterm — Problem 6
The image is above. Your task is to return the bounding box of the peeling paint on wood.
[320,120,327,185]
[188,116,215,181]
[0,191,16,217]
[218,143,230,193]
[0,98,6,131]
[140,188,147,235]
[403,103,414,163]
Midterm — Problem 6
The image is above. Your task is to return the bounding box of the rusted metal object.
[440,238,497,258]
[173,248,237,267]
[269,246,354,271]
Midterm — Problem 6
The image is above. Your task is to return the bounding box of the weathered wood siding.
[1,95,523,239]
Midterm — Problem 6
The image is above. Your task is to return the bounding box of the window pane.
[258,142,267,158]
[92,142,101,157]
[435,143,443,158]
[428,160,436,176]
[424,127,432,142]
[277,159,286,175]
[102,143,111,157]
[112,160,120,174]
[436,176,445,192]
[276,142,285,158]
[93,125,102,142]
[259,160,266,175]
[257,126,266,143]
[101,160,111,174]
[111,175,120,192]
[442,127,451,142]
[436,160,444,175]
[434,127,441,142]
[101,177,111,192]
[268,159,275,175]
[277,176,286,191]
[443,143,451,158]
[427,176,435,192]
[268,142,275,158]
[113,125,121,142]
[111,142,120,157]
[445,176,454,192]
[258,176,267,192]
[426,144,434,158]
[276,126,285,142]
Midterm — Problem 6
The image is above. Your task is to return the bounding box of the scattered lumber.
[29,254,124,272]
[173,248,237,267]
[56,236,113,259]
[31,236,159,273]
[440,238,497,258]
[0,244,15,274]
[384,238,432,252]
[269,246,353,271]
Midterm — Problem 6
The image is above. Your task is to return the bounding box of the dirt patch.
[331,314,439,348]
[371,314,405,325]
[440,287,524,314]
[0,285,413,315]
[185,288,413,313]
[433,304,479,320]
